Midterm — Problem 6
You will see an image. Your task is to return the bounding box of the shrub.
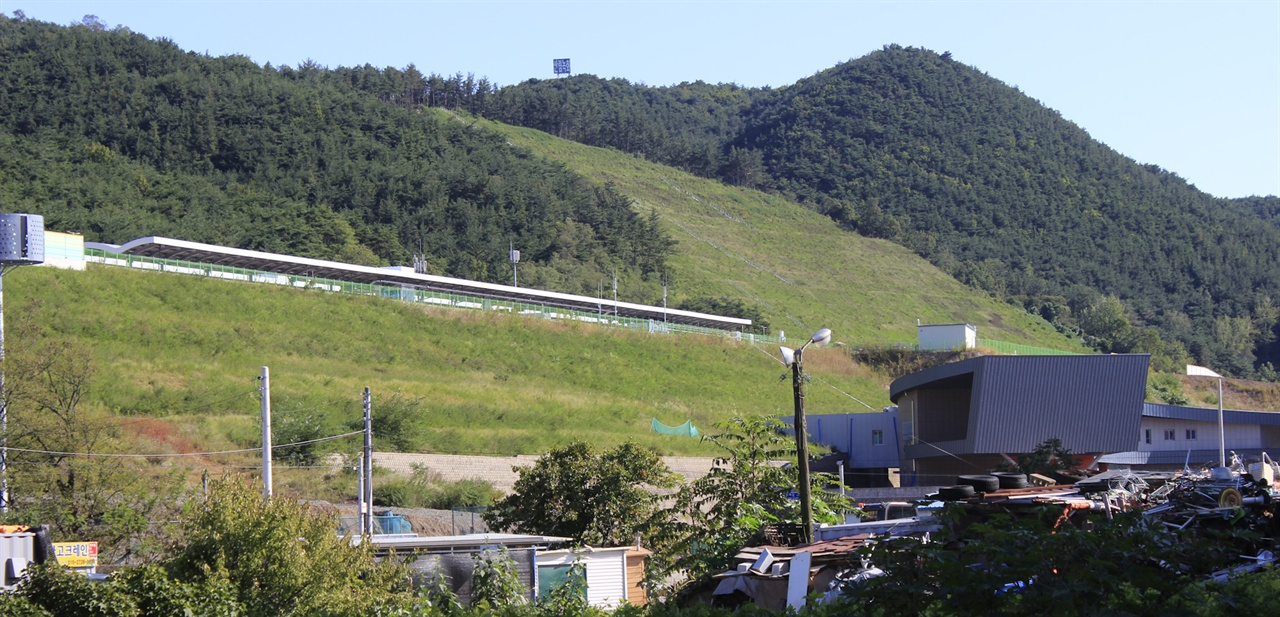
[373,466,497,509]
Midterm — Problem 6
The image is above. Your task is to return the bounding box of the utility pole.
[0,213,44,514]
[791,347,813,545]
[662,277,668,323]
[260,366,272,498]
[509,243,520,288]
[356,456,365,535]
[362,387,373,535]
[781,328,830,546]
[612,271,618,317]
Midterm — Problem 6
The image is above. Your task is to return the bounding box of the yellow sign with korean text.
[53,542,98,568]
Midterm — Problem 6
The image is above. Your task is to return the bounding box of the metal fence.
[85,248,782,345]
[976,338,1078,356]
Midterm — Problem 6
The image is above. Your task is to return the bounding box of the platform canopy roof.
[87,237,752,330]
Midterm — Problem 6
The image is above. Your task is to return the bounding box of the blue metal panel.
[786,412,901,468]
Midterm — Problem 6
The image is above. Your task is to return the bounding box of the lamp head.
[809,328,832,347]
[780,346,796,366]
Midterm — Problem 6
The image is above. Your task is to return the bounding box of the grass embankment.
[9,265,881,465]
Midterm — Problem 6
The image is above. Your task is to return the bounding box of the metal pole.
[356,456,365,535]
[838,460,846,497]
[1218,377,1225,468]
[1,271,8,513]
[261,366,272,498]
[662,280,667,323]
[792,347,813,545]
[363,387,373,535]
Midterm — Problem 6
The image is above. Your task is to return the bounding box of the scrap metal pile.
[933,453,1280,532]
[1137,454,1279,533]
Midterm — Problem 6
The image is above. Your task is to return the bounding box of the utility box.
[1,526,55,590]
[0,214,45,265]
[917,322,976,351]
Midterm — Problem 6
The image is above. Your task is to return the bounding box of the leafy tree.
[470,547,527,608]
[649,416,853,589]
[11,561,138,617]
[1006,437,1078,478]
[484,441,677,547]
[165,476,411,616]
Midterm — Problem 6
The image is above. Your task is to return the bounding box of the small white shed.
[535,545,651,608]
[917,322,976,351]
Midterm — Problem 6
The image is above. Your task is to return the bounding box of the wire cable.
[6,431,363,459]
[752,342,877,410]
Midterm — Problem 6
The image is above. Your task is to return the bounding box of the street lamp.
[780,328,831,545]
[1186,364,1226,468]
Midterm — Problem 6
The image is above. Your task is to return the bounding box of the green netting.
[652,419,699,437]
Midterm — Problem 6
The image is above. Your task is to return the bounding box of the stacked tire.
[993,472,1029,489]
[956,474,1000,492]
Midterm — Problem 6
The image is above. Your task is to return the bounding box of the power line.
[6,431,363,459]
[752,342,877,410]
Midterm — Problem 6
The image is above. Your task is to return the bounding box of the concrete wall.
[917,323,976,351]
[1138,417,1263,452]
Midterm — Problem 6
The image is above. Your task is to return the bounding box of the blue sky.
[7,1,1279,198]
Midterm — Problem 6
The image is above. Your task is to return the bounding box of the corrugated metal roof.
[1143,403,1280,426]
[1097,448,1274,466]
[891,355,1150,456]
[86,236,752,330]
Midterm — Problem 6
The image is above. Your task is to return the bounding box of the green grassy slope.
[473,111,1087,351]
[9,265,882,458]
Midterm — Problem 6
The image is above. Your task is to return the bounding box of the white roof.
[88,236,752,329]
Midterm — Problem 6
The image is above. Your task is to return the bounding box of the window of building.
[1164,429,1176,441]
[1186,429,1197,440]
[871,429,884,446]
[1145,429,1151,445]
[538,564,586,600]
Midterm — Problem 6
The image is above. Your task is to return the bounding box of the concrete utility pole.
[356,456,366,535]
[260,366,272,498]
[362,387,373,535]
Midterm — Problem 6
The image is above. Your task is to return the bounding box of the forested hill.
[480,46,1280,378]
[0,16,671,296]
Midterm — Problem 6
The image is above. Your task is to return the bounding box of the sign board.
[553,58,571,75]
[53,542,98,568]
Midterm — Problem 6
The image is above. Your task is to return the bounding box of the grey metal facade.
[891,354,1151,459]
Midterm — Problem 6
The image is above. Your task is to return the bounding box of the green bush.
[166,476,413,616]
[373,467,497,510]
